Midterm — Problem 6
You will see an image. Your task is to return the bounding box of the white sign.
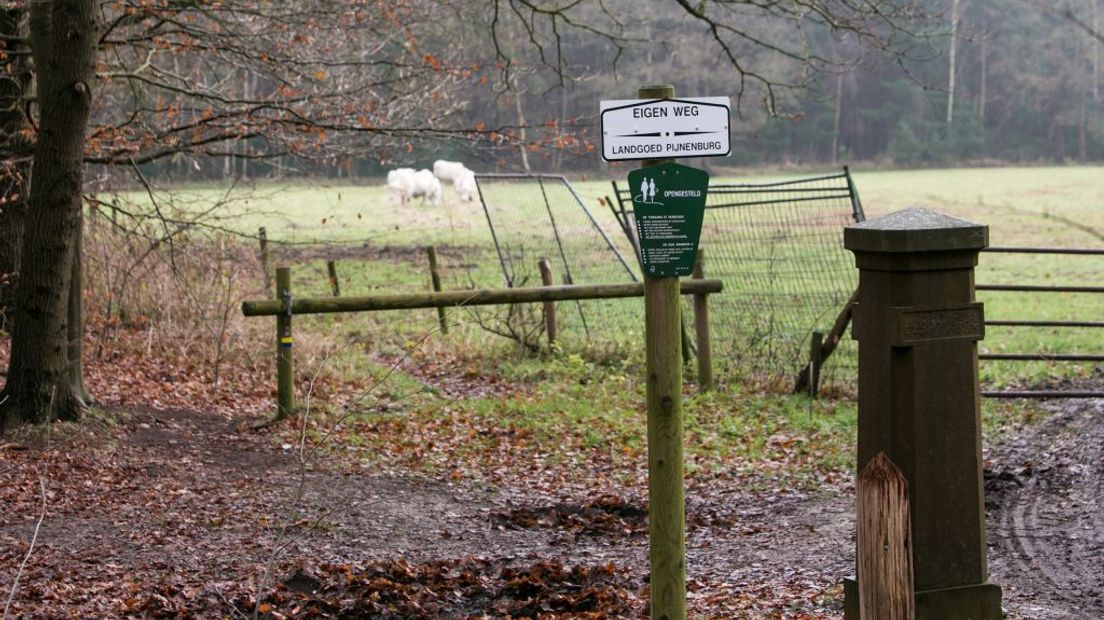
[600,96,731,161]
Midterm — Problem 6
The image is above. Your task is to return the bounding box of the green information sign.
[628,162,709,278]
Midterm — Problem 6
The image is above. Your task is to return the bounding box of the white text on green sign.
[628,163,709,278]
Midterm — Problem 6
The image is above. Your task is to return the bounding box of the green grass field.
[107,165,1102,477]
[120,165,1102,386]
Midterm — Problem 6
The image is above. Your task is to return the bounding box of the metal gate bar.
[979,246,1103,399]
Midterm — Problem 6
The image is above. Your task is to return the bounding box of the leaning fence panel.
[474,173,642,350]
[615,169,863,390]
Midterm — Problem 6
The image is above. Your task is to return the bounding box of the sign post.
[602,85,726,620]
[638,84,685,620]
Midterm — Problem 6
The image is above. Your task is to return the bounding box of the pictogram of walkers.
[636,176,662,205]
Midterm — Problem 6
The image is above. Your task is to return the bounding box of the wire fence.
[473,173,642,349]
[612,169,864,389]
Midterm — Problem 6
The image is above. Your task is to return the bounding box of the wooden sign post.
[600,84,728,620]
[639,83,685,620]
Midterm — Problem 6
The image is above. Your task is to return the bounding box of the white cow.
[386,168,441,206]
[432,160,470,184]
[453,169,478,203]
[386,167,416,202]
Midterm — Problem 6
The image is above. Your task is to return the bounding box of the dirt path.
[986,397,1104,619]
[2,396,1101,618]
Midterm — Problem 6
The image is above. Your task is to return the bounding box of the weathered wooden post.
[858,452,915,620]
[326,260,340,296]
[258,227,271,296]
[808,330,824,398]
[275,266,294,419]
[691,248,713,391]
[426,246,447,334]
[601,84,727,620]
[638,83,685,620]
[538,257,558,345]
[842,208,1002,619]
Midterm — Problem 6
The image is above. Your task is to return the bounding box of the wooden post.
[793,289,857,394]
[640,83,685,620]
[426,246,448,334]
[538,257,557,345]
[259,227,271,296]
[327,260,340,297]
[858,452,915,620]
[276,266,294,419]
[808,330,824,398]
[691,248,713,392]
[680,320,693,368]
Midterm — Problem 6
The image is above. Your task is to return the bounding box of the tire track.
[987,397,1104,618]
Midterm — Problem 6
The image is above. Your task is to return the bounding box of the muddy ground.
[986,396,1104,619]
[1,395,1101,618]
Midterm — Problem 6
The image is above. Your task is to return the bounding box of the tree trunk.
[0,7,31,331]
[978,34,988,125]
[1080,40,1089,163]
[1094,0,1100,103]
[1,0,97,431]
[555,85,567,171]
[514,89,531,172]
[832,72,844,164]
[68,212,93,406]
[946,0,960,126]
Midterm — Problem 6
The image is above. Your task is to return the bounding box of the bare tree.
[0,0,940,430]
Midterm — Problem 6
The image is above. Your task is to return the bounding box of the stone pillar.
[842,208,1002,619]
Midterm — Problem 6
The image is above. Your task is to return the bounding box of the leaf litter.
[1,328,1099,618]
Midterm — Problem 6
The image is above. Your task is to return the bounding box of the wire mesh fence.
[612,169,864,390]
[239,170,863,388]
[473,173,642,349]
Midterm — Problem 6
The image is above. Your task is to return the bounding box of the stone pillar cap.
[844,207,988,253]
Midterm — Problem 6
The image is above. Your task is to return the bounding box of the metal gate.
[474,173,639,345]
[978,246,1104,398]
[611,167,864,384]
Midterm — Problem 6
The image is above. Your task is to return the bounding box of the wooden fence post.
[691,248,713,391]
[858,452,915,620]
[259,227,271,296]
[276,266,294,419]
[327,260,340,296]
[793,289,856,394]
[426,246,448,334]
[808,330,824,398]
[538,258,558,345]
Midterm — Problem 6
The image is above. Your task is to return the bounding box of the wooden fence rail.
[243,270,722,419]
[242,279,722,316]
